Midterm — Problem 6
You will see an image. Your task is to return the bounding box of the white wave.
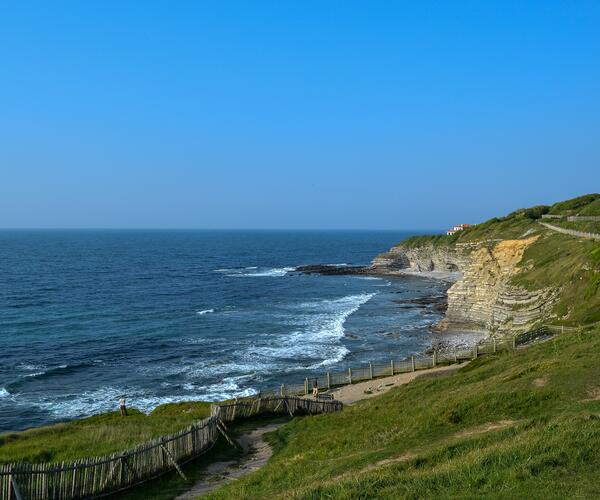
[229,267,294,277]
[375,281,392,287]
[196,309,215,315]
[182,377,259,402]
[359,276,383,281]
[27,380,258,419]
[249,293,375,365]
[24,371,46,378]
[245,266,258,269]
[17,363,46,371]
[180,337,213,345]
[138,358,275,380]
[0,388,9,398]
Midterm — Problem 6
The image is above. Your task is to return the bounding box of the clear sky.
[1,1,599,229]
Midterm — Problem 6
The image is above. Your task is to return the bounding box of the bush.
[522,205,550,220]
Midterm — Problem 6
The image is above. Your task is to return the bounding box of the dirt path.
[175,422,283,499]
[330,363,469,404]
[176,363,467,497]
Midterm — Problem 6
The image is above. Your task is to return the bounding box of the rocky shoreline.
[295,234,549,336]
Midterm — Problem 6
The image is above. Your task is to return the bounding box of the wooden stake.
[160,445,187,481]
[217,421,240,450]
[10,474,23,500]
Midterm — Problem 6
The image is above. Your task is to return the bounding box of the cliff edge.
[371,194,600,334]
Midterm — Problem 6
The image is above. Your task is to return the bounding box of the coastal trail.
[329,362,469,404]
[175,422,283,499]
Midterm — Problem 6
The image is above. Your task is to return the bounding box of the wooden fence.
[539,222,600,241]
[0,397,342,500]
[270,327,554,396]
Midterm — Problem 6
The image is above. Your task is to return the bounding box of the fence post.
[369,362,373,379]
[473,345,478,359]
[348,367,353,384]
[390,359,394,375]
[326,372,331,389]
[432,350,437,367]
[512,335,516,349]
[304,378,309,395]
[280,384,285,396]
[493,338,496,353]
[411,355,415,372]
[9,472,23,500]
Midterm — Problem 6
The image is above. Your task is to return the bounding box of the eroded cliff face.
[372,237,557,334]
[372,242,471,273]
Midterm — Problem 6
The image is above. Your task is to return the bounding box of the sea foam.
[248,292,376,367]
[228,267,295,277]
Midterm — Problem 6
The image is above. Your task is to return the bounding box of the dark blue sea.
[0,230,451,432]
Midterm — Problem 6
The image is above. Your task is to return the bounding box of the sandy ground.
[175,422,283,499]
[329,363,469,404]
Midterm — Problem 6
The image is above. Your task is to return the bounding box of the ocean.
[0,230,451,432]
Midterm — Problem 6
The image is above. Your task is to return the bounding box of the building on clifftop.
[446,223,471,236]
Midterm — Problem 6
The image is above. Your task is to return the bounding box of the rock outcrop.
[371,237,557,334]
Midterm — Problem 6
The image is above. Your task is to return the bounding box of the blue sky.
[1,1,599,229]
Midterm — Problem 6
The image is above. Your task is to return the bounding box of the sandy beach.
[329,362,469,404]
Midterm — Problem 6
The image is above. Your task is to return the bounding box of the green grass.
[394,233,457,249]
[546,219,600,234]
[548,193,600,215]
[206,328,600,499]
[0,401,212,463]
[579,198,600,216]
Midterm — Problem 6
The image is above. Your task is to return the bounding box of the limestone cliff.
[371,237,557,334]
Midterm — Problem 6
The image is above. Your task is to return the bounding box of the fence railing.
[539,222,600,241]
[268,327,553,396]
[0,396,342,500]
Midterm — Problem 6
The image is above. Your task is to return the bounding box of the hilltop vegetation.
[548,193,600,215]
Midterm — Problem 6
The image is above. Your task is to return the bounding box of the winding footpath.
[175,422,283,499]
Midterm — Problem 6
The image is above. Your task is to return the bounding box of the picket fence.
[0,396,342,500]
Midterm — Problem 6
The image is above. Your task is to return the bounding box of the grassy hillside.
[207,327,600,499]
[392,195,600,328]
[0,401,211,463]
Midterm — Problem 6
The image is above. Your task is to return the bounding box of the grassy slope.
[0,401,211,463]
[208,328,600,499]
[391,196,600,328]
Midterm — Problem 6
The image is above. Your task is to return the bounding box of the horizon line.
[0,227,445,232]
